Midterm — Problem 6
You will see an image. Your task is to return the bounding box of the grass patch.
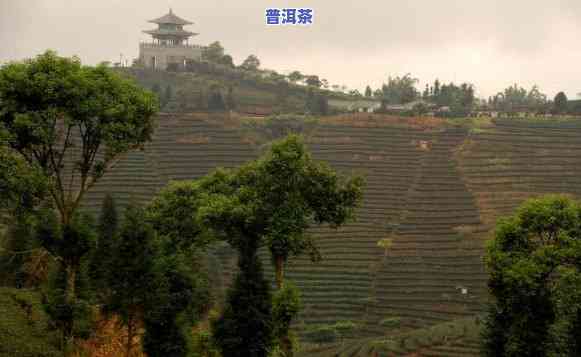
[0,287,60,356]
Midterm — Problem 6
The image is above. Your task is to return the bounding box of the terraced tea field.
[79,114,581,355]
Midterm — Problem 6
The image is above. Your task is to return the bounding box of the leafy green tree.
[210,135,363,356]
[240,55,260,71]
[0,144,47,217]
[142,257,198,357]
[287,71,304,84]
[0,50,158,346]
[0,215,38,287]
[88,194,118,302]
[39,210,96,353]
[203,41,225,63]
[365,85,373,97]
[554,91,568,114]
[381,74,419,104]
[106,203,161,357]
[433,79,441,97]
[150,135,363,356]
[305,75,322,88]
[218,54,234,68]
[483,195,581,357]
[211,233,274,357]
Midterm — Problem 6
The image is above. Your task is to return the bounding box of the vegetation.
[483,195,581,356]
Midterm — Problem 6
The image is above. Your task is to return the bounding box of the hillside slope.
[79,114,581,355]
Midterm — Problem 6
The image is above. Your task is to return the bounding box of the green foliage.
[272,282,302,353]
[0,146,47,217]
[42,261,94,346]
[203,41,226,63]
[554,91,569,114]
[483,195,581,357]
[37,210,96,270]
[0,287,60,357]
[380,74,419,105]
[334,320,357,339]
[211,235,274,357]
[142,258,197,357]
[490,84,548,113]
[0,215,39,287]
[379,317,401,328]
[0,50,158,223]
[105,203,162,355]
[240,54,260,71]
[88,194,118,302]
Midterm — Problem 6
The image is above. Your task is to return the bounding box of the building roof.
[143,29,196,38]
[148,9,193,25]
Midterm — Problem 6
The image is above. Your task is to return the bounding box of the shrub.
[379,317,401,329]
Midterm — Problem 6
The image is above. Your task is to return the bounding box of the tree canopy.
[0,50,158,225]
[484,195,581,356]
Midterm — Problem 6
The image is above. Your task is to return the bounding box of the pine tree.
[142,261,195,357]
[365,85,372,97]
[89,194,118,303]
[106,203,160,357]
[212,235,274,357]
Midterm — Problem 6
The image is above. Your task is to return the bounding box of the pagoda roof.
[148,9,193,25]
[143,29,197,38]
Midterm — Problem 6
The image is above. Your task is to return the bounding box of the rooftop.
[143,29,196,37]
[148,9,193,25]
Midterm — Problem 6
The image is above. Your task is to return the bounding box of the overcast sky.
[1,0,580,98]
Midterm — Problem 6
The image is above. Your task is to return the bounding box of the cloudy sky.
[1,0,580,98]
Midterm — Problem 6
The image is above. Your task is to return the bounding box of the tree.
[433,79,441,98]
[381,74,419,104]
[0,50,158,347]
[240,55,260,71]
[88,194,118,303]
[203,41,225,63]
[288,71,304,84]
[272,282,301,355]
[483,195,581,356]
[218,54,234,68]
[365,85,373,97]
[152,136,364,356]
[211,232,274,357]
[554,91,568,114]
[39,210,96,353]
[106,203,161,357]
[305,75,322,88]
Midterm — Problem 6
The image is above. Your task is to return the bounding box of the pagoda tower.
[139,9,203,70]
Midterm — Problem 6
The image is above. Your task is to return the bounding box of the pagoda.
[139,9,203,70]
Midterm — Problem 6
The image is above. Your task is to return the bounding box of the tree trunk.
[275,256,284,290]
[274,256,293,356]
[126,315,134,357]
